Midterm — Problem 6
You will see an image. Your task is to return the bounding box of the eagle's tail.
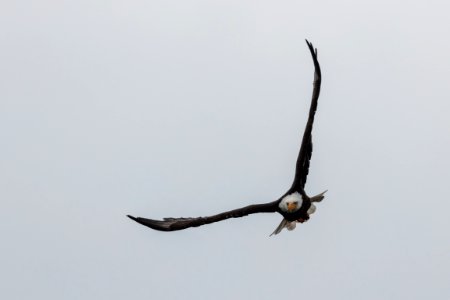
[270,218,297,236]
[310,190,327,202]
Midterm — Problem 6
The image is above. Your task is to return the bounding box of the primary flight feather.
[127,40,326,235]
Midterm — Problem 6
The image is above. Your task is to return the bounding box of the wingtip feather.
[127,215,138,221]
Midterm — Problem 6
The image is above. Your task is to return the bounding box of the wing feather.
[289,40,322,193]
[127,201,278,232]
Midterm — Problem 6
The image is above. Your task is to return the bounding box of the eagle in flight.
[127,40,326,236]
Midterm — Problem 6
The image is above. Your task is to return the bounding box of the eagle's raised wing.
[289,40,322,193]
[127,201,278,231]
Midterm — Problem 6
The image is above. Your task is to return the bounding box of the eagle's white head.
[279,192,303,213]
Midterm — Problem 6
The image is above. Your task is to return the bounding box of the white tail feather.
[310,190,327,202]
[270,219,296,236]
[270,219,288,236]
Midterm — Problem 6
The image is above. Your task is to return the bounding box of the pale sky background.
[1,1,450,299]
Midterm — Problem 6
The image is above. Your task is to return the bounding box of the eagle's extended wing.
[127,201,279,231]
[289,40,322,193]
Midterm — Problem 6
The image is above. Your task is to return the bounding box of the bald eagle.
[127,40,326,236]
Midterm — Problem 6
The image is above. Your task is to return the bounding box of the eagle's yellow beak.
[287,202,297,212]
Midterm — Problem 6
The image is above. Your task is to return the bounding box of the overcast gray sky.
[1,1,450,299]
